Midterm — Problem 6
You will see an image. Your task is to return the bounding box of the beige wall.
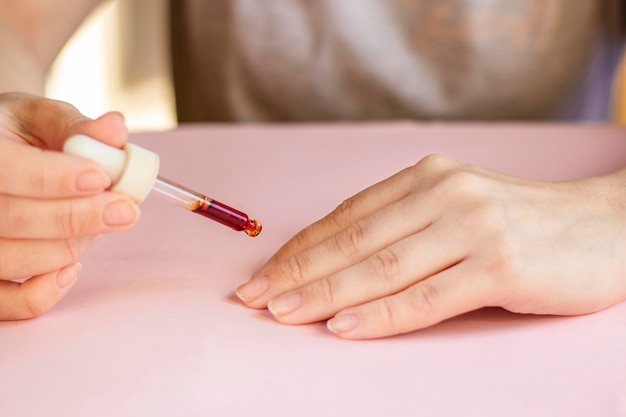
[46,0,176,131]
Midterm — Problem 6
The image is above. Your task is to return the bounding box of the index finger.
[0,139,110,198]
[256,164,420,274]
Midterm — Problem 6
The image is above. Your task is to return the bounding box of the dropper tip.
[244,219,262,237]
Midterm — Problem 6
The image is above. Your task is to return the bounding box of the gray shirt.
[170,0,624,122]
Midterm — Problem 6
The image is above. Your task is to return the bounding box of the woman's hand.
[0,92,139,320]
[237,154,626,339]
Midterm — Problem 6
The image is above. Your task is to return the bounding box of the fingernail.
[76,170,111,192]
[327,313,358,334]
[267,292,302,316]
[103,199,139,226]
[236,275,270,302]
[57,263,82,289]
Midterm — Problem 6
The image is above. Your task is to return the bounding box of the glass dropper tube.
[151,176,262,237]
[61,135,261,236]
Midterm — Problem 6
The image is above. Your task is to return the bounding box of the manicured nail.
[76,170,110,192]
[236,275,270,302]
[103,199,139,226]
[57,263,82,289]
[327,313,358,334]
[267,292,302,316]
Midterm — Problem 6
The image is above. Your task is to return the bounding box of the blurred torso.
[170,0,622,122]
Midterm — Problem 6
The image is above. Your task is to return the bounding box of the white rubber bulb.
[63,135,160,203]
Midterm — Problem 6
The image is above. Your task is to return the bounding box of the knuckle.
[367,249,401,287]
[284,254,310,285]
[437,169,481,195]
[460,201,506,234]
[414,154,453,173]
[41,98,81,127]
[56,200,79,237]
[23,291,48,318]
[316,277,337,306]
[32,157,72,199]
[333,221,367,260]
[408,281,440,312]
[379,297,401,333]
[62,238,83,263]
[287,228,313,258]
[56,199,94,237]
[331,196,358,228]
[25,152,72,199]
[33,161,50,198]
[18,282,51,319]
[290,229,309,249]
[472,201,505,226]
[11,96,78,131]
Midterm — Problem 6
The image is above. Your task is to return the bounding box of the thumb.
[0,263,82,320]
[1,92,128,151]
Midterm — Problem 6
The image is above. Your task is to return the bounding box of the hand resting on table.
[237,154,626,339]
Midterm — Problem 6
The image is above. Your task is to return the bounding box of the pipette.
[63,135,262,237]
[152,176,261,236]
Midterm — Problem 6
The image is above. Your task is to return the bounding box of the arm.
[0,0,103,93]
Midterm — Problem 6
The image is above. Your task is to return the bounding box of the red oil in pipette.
[151,176,262,237]
[192,197,262,237]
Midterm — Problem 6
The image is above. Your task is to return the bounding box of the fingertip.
[327,313,359,336]
[0,263,81,320]
[75,168,112,193]
[235,275,270,306]
[94,111,128,147]
[56,262,82,289]
[101,110,126,123]
[102,196,141,227]
[71,111,129,149]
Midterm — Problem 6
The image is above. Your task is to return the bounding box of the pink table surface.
[1,123,626,417]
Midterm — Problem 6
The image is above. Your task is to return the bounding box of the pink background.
[1,123,626,416]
